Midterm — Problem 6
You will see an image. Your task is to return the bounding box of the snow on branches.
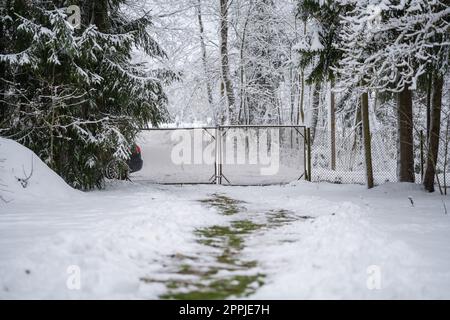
[0,0,174,189]
[334,0,450,93]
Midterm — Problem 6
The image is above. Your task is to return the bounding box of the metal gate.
[132,125,310,185]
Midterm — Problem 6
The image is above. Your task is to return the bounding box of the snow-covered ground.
[1,138,450,299]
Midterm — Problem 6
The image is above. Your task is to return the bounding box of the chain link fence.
[310,127,449,191]
[131,124,448,190]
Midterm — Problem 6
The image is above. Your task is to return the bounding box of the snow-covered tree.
[0,0,175,189]
[296,0,350,162]
[335,0,450,185]
[240,0,288,124]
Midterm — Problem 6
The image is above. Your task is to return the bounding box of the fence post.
[215,126,221,185]
[420,129,424,183]
[307,127,312,182]
[303,127,308,181]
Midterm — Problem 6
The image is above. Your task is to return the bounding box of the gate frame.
[139,125,310,185]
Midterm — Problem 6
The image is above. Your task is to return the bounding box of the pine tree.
[295,0,352,153]
[0,0,175,189]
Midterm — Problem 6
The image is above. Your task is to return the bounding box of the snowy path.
[0,183,228,298]
[1,181,450,299]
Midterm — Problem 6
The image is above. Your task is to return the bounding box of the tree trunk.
[330,81,336,171]
[238,45,245,124]
[289,64,295,125]
[443,117,449,195]
[351,99,362,153]
[423,73,443,192]
[397,87,415,182]
[296,21,306,126]
[91,0,110,32]
[238,0,252,125]
[196,0,214,122]
[310,83,320,143]
[219,0,236,124]
[361,91,374,188]
[297,69,305,125]
[426,71,432,141]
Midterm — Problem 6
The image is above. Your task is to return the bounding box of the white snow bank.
[222,182,450,299]
[0,138,77,203]
[0,182,228,299]
[245,200,427,299]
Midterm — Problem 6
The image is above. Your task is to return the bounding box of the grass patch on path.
[141,193,309,300]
